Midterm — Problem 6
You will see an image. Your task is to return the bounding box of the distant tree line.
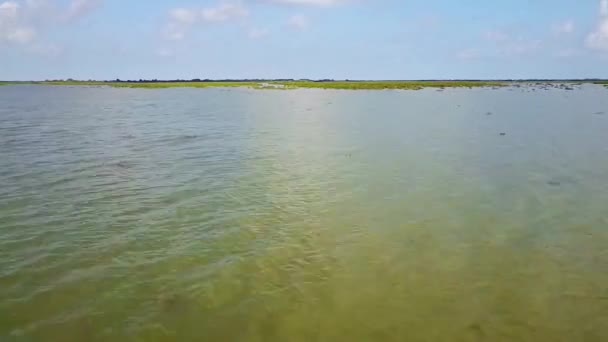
[38,78,608,83]
[102,79,339,83]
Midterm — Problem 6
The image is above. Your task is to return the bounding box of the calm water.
[1,85,607,341]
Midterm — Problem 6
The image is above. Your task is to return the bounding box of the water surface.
[1,85,607,341]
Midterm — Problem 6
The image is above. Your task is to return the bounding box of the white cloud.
[0,1,36,44]
[163,26,185,41]
[161,0,351,41]
[586,0,608,52]
[266,0,349,7]
[248,27,269,39]
[24,0,47,11]
[0,1,18,19]
[202,3,248,22]
[287,14,309,31]
[586,20,608,51]
[1,0,101,49]
[7,27,35,43]
[553,20,575,35]
[66,0,103,21]
[164,2,249,40]
[170,8,198,25]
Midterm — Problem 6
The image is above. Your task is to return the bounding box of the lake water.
[1,85,607,341]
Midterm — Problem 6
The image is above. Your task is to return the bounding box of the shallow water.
[1,85,607,341]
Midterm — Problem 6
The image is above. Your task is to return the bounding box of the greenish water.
[1,85,607,341]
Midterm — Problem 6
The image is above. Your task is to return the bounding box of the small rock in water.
[486,112,493,116]
[499,132,506,136]
[547,180,561,187]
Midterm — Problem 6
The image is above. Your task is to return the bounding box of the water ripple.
[0,86,607,341]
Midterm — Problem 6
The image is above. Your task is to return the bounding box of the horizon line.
[3,78,608,83]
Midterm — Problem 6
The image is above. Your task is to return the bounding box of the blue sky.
[1,0,608,80]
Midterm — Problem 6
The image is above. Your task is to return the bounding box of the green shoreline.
[0,80,604,90]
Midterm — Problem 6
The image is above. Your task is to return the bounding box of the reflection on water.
[1,85,607,341]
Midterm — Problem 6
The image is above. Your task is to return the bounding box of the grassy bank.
[2,80,605,90]
[0,81,37,86]
[40,81,256,89]
[25,80,507,90]
[286,81,505,90]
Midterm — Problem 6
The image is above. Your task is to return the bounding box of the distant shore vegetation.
[1,79,606,90]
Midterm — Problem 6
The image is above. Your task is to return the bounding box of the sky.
[1,0,608,80]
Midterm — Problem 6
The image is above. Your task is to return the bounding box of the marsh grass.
[284,81,505,90]
[35,81,262,89]
[28,80,507,90]
[3,80,606,90]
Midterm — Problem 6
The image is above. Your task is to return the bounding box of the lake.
[1,85,607,341]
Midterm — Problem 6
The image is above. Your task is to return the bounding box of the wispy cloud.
[0,1,17,17]
[586,0,608,52]
[1,0,102,48]
[65,0,103,22]
[265,0,351,7]
[28,42,63,57]
[483,29,541,57]
[501,39,541,56]
[169,8,199,25]
[461,28,543,61]
[553,20,575,35]
[287,14,309,31]
[163,2,249,41]
[0,1,36,44]
[248,27,270,39]
[7,27,36,43]
[202,3,248,22]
